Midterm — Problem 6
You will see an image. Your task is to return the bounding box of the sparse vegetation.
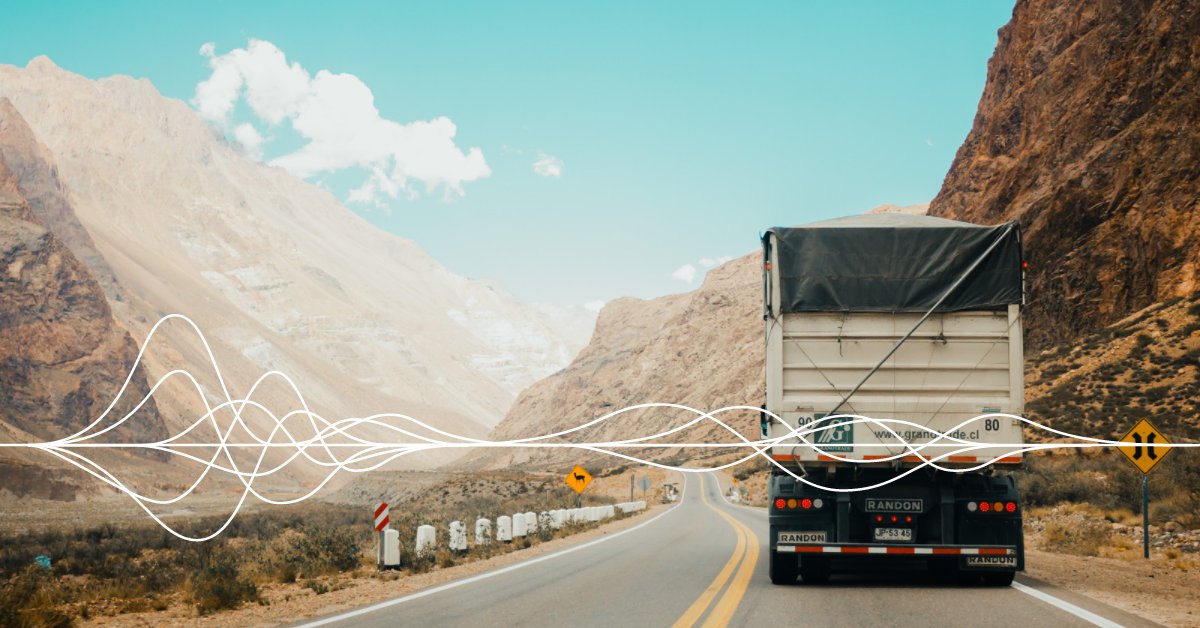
[0,473,629,625]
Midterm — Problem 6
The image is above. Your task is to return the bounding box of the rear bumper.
[777,543,1016,556]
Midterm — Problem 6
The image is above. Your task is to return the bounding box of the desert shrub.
[187,557,258,615]
[301,579,328,595]
[732,456,769,481]
[1041,516,1111,556]
[1135,333,1154,348]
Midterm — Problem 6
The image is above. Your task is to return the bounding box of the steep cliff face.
[470,254,764,469]
[0,142,166,450]
[0,98,120,298]
[929,0,1200,349]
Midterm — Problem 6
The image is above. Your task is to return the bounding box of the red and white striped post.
[374,503,389,566]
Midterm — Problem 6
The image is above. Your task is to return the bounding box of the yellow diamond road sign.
[1117,419,1171,475]
[564,465,593,494]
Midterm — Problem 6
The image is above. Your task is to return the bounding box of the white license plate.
[873,527,913,542]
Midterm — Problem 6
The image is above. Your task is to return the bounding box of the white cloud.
[925,139,934,146]
[698,256,733,268]
[533,152,563,178]
[583,300,606,312]
[232,123,264,161]
[670,264,697,285]
[193,39,490,202]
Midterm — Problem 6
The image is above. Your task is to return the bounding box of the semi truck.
[761,213,1025,586]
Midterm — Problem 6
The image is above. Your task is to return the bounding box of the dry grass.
[0,471,623,626]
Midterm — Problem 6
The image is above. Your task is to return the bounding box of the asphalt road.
[289,473,1162,628]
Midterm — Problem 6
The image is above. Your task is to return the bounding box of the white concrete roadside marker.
[602,505,615,519]
[512,512,527,538]
[524,512,537,533]
[550,510,564,529]
[538,511,551,532]
[475,518,491,545]
[496,515,512,542]
[415,525,436,558]
[449,521,467,552]
[383,529,400,567]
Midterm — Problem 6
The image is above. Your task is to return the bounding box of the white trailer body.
[764,305,1025,468]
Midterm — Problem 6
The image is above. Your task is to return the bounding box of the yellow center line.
[699,503,759,628]
[671,474,760,628]
[670,478,747,628]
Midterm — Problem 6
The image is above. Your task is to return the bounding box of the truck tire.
[982,571,1015,587]
[769,551,797,585]
[799,556,830,584]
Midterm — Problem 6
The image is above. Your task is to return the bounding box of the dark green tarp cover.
[764,214,1022,313]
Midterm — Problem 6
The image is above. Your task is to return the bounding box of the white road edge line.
[290,474,687,628]
[1012,582,1126,628]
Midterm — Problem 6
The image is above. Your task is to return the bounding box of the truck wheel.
[769,551,798,585]
[982,571,1015,587]
[799,556,830,585]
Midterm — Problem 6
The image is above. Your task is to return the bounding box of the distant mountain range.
[0,57,595,479]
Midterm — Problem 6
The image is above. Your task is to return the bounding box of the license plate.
[778,531,826,544]
[873,527,913,542]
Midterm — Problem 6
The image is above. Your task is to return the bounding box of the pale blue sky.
[1,1,1015,308]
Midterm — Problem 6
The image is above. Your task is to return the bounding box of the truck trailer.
[761,213,1025,586]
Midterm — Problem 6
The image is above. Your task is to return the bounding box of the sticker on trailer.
[778,531,826,544]
[966,556,1017,568]
[808,413,853,452]
[864,499,923,513]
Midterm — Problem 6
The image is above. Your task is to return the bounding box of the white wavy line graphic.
[0,314,1189,541]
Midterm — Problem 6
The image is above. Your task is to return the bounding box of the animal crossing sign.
[1117,418,1171,475]
[564,465,593,494]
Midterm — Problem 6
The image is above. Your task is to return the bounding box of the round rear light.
[967,502,977,512]
[813,499,823,509]
[891,515,897,523]
[787,499,797,509]
[980,502,990,512]
[801,499,812,509]
[905,516,912,523]
[775,498,785,509]
[1006,502,1016,512]
[993,502,1003,512]
[876,515,883,522]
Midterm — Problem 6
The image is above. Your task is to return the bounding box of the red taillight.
[876,515,882,522]
[890,515,897,523]
[980,502,990,512]
[775,498,785,509]
[801,499,812,509]
[1006,502,1016,512]
[905,516,912,523]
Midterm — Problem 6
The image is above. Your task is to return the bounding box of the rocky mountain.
[467,253,764,470]
[0,117,166,456]
[469,203,934,470]
[929,0,1200,350]
[0,58,594,472]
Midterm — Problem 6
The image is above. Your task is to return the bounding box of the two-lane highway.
[289,474,1160,628]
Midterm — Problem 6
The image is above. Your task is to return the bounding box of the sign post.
[630,473,634,502]
[564,465,593,508]
[1116,419,1171,559]
[373,502,390,566]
